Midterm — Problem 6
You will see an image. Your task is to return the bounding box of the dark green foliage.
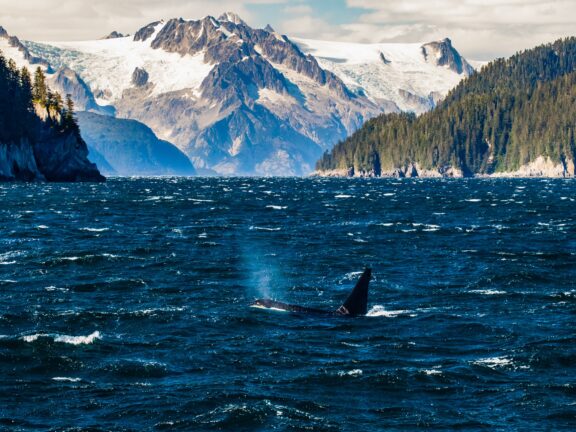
[317,37,576,175]
[0,51,77,144]
[0,52,38,143]
[32,66,48,105]
[63,93,80,134]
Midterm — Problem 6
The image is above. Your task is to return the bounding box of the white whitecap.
[54,331,101,345]
[469,289,506,296]
[338,369,363,377]
[62,256,81,261]
[366,306,415,317]
[44,286,69,292]
[52,377,82,382]
[22,331,101,345]
[422,369,442,376]
[472,356,512,369]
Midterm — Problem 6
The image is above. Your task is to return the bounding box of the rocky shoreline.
[0,128,105,183]
[314,156,576,179]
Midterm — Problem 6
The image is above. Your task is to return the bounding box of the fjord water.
[1,178,575,431]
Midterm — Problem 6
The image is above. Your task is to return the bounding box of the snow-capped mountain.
[0,26,196,176]
[5,14,475,176]
[294,38,474,114]
[25,14,376,175]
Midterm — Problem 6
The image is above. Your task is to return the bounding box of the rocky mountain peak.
[131,67,149,87]
[140,15,354,101]
[103,31,127,40]
[133,21,163,42]
[0,26,51,70]
[218,12,247,26]
[421,38,474,76]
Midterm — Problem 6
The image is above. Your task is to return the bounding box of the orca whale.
[251,268,372,316]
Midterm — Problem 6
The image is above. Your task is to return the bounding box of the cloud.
[341,0,576,59]
[0,0,574,59]
[0,0,287,41]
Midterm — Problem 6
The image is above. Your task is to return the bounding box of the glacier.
[5,14,475,176]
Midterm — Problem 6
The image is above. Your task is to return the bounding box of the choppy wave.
[0,178,574,430]
[21,331,101,345]
[366,306,416,317]
[52,377,82,382]
[79,227,110,232]
[472,356,513,369]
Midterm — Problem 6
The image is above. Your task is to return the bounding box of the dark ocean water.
[1,178,575,431]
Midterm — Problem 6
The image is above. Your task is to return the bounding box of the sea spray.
[241,245,286,301]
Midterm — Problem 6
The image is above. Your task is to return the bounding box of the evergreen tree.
[32,66,48,105]
[317,37,576,176]
[64,93,79,132]
[0,49,80,144]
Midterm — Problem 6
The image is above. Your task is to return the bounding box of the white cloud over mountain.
[0,0,574,59]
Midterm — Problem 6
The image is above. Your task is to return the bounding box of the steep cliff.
[0,127,105,182]
[0,44,104,182]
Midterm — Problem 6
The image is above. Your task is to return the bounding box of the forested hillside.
[0,50,103,181]
[316,37,576,177]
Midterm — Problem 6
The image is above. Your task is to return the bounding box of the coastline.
[314,156,576,179]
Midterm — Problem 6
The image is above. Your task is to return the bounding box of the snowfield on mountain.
[12,13,474,175]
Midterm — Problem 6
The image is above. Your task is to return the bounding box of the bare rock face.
[32,127,105,182]
[0,27,51,70]
[133,21,162,42]
[24,15,382,175]
[103,31,126,39]
[219,12,247,26]
[1,127,104,182]
[379,52,391,64]
[421,38,474,76]
[398,89,434,112]
[49,67,114,115]
[131,67,149,87]
[0,139,45,181]
[491,156,576,178]
[148,16,354,100]
[113,15,376,175]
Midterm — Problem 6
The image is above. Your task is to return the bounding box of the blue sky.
[246,0,365,27]
[1,0,575,60]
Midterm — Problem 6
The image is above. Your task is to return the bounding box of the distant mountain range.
[1,13,474,176]
[316,37,576,178]
[77,112,196,176]
[0,34,104,182]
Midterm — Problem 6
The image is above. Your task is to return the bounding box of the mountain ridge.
[17,13,474,176]
[315,37,576,178]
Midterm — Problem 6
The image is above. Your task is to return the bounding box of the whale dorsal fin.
[337,268,371,316]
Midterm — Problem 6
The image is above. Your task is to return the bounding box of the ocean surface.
[0,178,575,431]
